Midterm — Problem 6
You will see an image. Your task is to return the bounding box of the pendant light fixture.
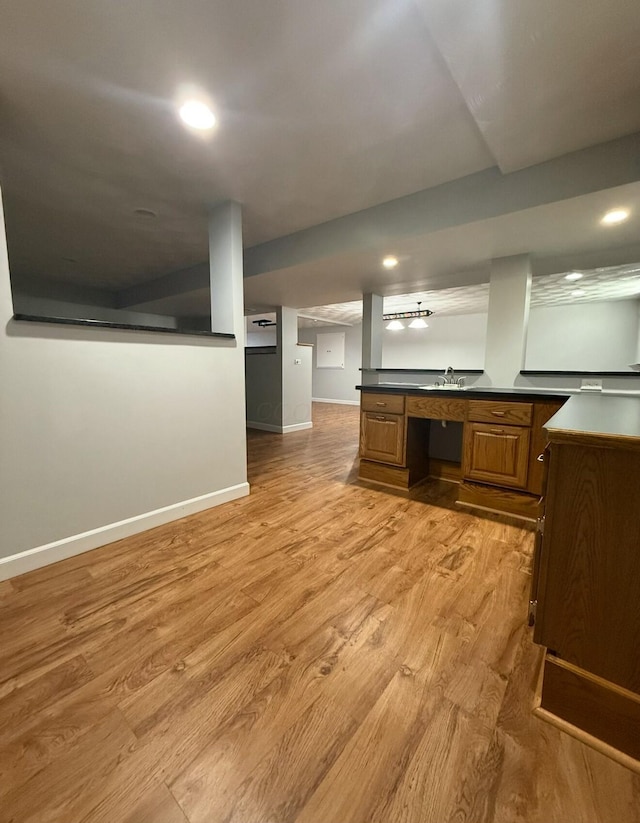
[408,302,429,329]
[386,319,405,331]
[383,301,432,331]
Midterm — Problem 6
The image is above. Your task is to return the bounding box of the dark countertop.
[545,394,640,442]
[13,314,235,339]
[360,368,484,374]
[356,384,571,402]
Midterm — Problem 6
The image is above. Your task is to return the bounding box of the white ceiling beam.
[244,132,640,280]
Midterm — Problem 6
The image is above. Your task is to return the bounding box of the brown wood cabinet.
[468,399,533,426]
[531,401,640,770]
[534,441,640,693]
[358,388,567,520]
[463,421,530,489]
[360,411,405,465]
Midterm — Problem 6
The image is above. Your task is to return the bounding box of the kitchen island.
[356,383,569,519]
[530,392,640,771]
[358,383,640,770]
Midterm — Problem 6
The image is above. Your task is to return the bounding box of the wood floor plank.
[118,783,190,823]
[202,696,357,823]
[0,709,137,823]
[294,666,447,823]
[0,655,94,747]
[1,403,638,823]
[170,612,397,821]
[0,680,119,799]
[369,699,493,823]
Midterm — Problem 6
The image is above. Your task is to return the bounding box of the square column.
[209,201,243,335]
[484,255,532,386]
[362,293,383,371]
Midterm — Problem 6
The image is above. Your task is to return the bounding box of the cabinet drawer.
[406,396,465,421]
[360,412,405,466]
[463,422,530,489]
[361,392,405,414]
[468,400,533,426]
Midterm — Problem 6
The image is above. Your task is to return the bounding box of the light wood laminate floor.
[1,403,639,823]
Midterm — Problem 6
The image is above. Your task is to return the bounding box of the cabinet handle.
[537,453,545,463]
[491,410,506,417]
[374,415,388,421]
[489,428,505,434]
[375,401,387,407]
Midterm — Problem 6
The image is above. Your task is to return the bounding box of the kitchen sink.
[418,384,467,390]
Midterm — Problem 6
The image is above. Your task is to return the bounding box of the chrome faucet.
[434,366,465,388]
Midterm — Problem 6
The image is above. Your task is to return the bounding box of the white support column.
[277,306,313,432]
[209,201,243,336]
[362,293,383,376]
[484,255,532,387]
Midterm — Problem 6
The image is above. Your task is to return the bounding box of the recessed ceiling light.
[179,99,217,131]
[383,256,399,269]
[134,208,157,218]
[386,319,404,330]
[565,272,583,281]
[601,208,630,226]
[571,289,586,297]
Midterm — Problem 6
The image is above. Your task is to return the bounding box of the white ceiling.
[243,181,640,311]
[415,0,640,171]
[284,262,640,327]
[1,0,640,305]
[0,0,493,287]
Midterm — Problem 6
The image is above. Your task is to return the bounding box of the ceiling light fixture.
[384,302,433,331]
[179,99,217,131]
[601,208,630,226]
[382,256,399,269]
[565,272,583,281]
[408,302,429,329]
[571,289,586,297]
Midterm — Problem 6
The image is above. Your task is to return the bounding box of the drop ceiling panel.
[296,263,640,326]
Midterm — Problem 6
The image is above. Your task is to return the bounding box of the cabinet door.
[463,422,530,489]
[534,442,640,694]
[360,412,405,465]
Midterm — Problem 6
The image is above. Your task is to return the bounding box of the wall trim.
[312,397,360,406]
[282,422,313,432]
[247,421,313,433]
[246,420,282,432]
[0,482,250,582]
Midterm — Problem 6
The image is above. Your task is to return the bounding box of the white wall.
[278,307,312,430]
[525,300,640,371]
[382,313,488,370]
[245,317,277,347]
[299,323,362,403]
[0,187,248,576]
[245,352,283,428]
[14,293,181,329]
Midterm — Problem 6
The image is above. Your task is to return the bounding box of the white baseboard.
[282,422,313,433]
[246,420,282,432]
[312,397,360,406]
[247,420,313,433]
[0,482,250,582]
